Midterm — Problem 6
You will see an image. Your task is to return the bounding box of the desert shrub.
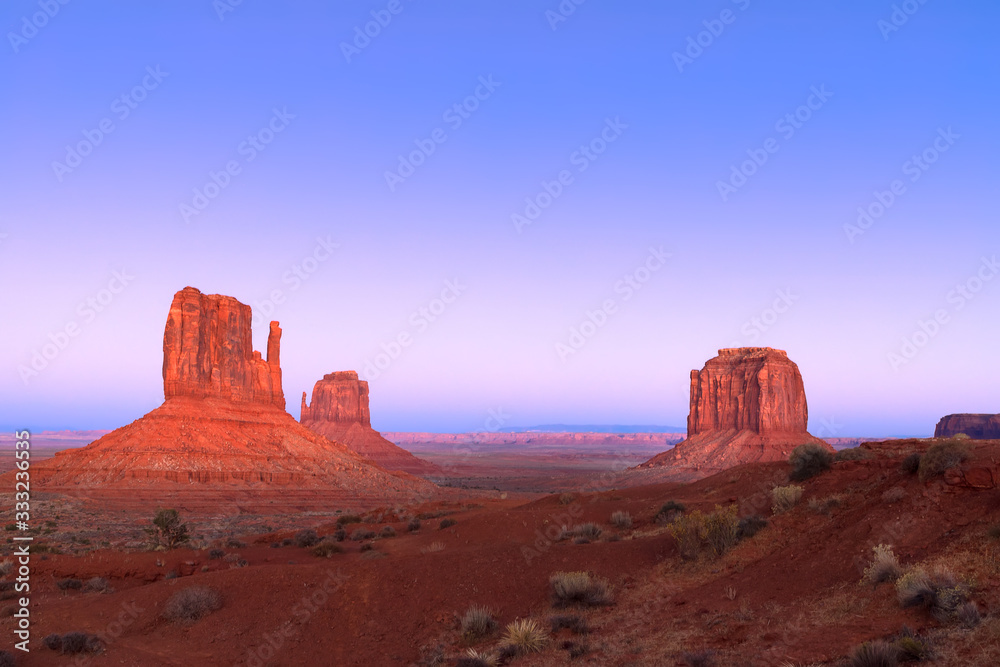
[849,640,899,667]
[569,523,602,541]
[294,529,320,548]
[881,487,906,504]
[379,526,396,538]
[736,515,768,540]
[0,561,12,577]
[863,545,902,586]
[559,493,575,505]
[609,511,632,529]
[668,511,705,560]
[225,537,246,549]
[987,523,1000,541]
[789,443,833,481]
[208,548,225,560]
[312,541,342,558]
[895,568,974,625]
[656,500,686,523]
[144,509,189,549]
[895,626,929,661]
[332,529,346,542]
[703,505,739,557]
[457,649,498,667]
[954,433,971,440]
[43,633,62,650]
[549,571,612,608]
[896,570,936,609]
[955,601,981,628]
[550,614,588,635]
[58,632,102,655]
[771,485,804,514]
[223,553,240,563]
[0,650,14,667]
[359,542,374,552]
[919,441,970,480]
[162,586,222,623]
[836,447,875,462]
[57,578,83,591]
[440,519,457,529]
[502,618,547,655]
[900,453,921,475]
[407,519,421,532]
[681,650,717,667]
[461,605,498,641]
[351,528,376,541]
[420,542,445,554]
[336,514,362,525]
[808,494,843,515]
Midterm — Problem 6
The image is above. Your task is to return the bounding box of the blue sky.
[1,0,997,436]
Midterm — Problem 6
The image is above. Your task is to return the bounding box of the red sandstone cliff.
[300,372,438,476]
[935,414,1000,440]
[29,287,434,499]
[639,348,829,480]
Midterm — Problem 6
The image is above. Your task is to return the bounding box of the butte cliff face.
[935,414,1000,440]
[30,287,434,501]
[640,347,829,480]
[300,372,438,475]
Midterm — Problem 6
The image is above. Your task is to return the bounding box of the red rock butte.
[27,287,434,502]
[641,347,829,480]
[935,413,1000,440]
[300,372,439,476]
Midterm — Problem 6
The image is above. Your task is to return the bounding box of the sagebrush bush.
[57,578,83,591]
[440,519,458,529]
[351,528,376,541]
[609,511,632,529]
[668,511,704,560]
[162,586,222,622]
[407,519,421,532]
[550,614,588,635]
[736,515,768,540]
[835,447,875,462]
[849,640,899,667]
[771,485,803,514]
[789,443,833,481]
[656,500,686,523]
[502,618,547,655]
[808,494,843,515]
[703,505,739,557]
[862,544,902,586]
[57,632,102,655]
[312,540,342,558]
[294,529,320,548]
[919,441,970,481]
[895,567,975,625]
[549,571,612,608]
[896,569,936,609]
[379,526,396,538]
[461,605,498,641]
[900,453,921,475]
[145,509,189,549]
[681,649,717,667]
[208,548,225,560]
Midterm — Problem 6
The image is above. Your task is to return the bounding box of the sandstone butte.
[300,371,439,475]
[28,287,434,500]
[935,413,1000,440]
[639,347,830,480]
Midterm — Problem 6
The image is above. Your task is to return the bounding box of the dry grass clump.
[835,447,875,462]
[420,541,446,554]
[609,511,632,529]
[457,648,498,667]
[918,441,970,481]
[808,494,843,515]
[549,571,612,608]
[351,528,376,541]
[566,523,602,542]
[703,505,739,557]
[460,605,498,641]
[162,586,222,623]
[771,485,804,514]
[85,577,110,592]
[501,618,547,656]
[789,443,833,481]
[848,640,899,667]
[312,540,342,558]
[895,568,978,626]
[862,544,902,586]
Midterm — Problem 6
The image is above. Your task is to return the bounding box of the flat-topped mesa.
[639,347,828,480]
[300,371,371,427]
[162,286,285,409]
[935,414,1000,440]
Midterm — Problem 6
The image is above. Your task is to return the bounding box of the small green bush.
[789,444,833,482]
[145,509,189,549]
[771,485,804,514]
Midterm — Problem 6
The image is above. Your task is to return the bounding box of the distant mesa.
[640,347,830,479]
[27,286,433,500]
[935,414,1000,440]
[300,371,439,475]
